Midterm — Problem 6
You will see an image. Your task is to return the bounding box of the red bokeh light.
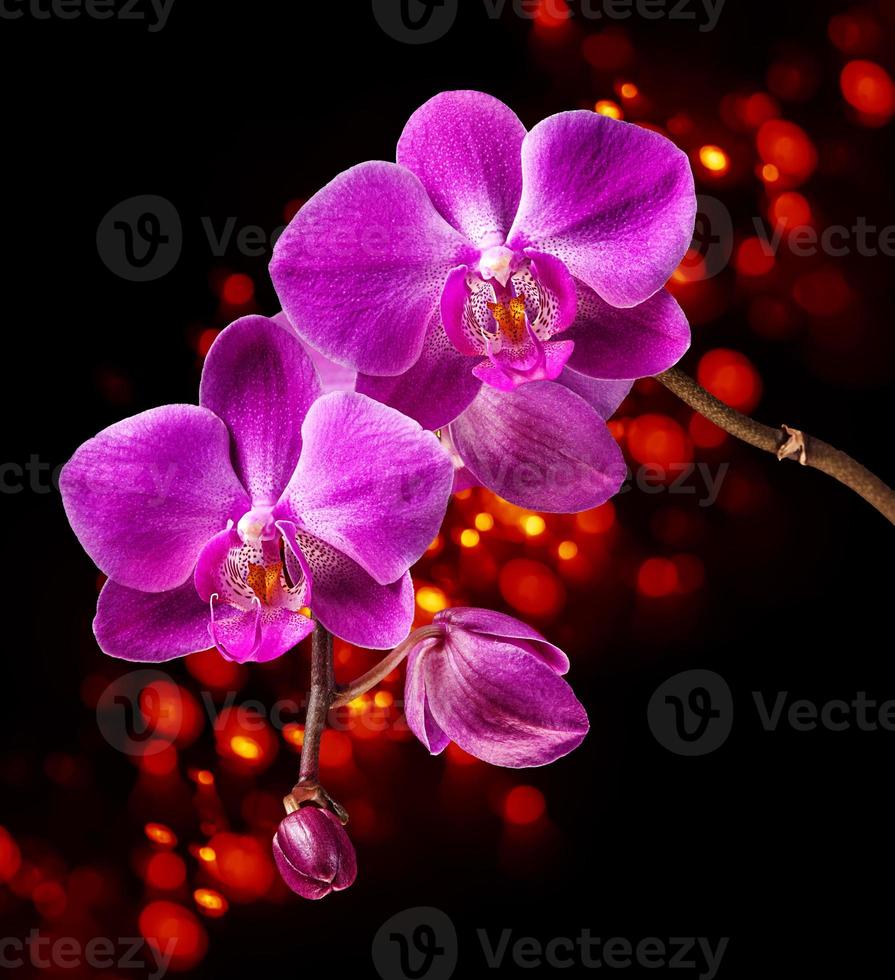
[770,191,812,231]
[221,273,255,306]
[139,901,208,972]
[697,349,762,413]
[503,786,547,825]
[757,120,817,186]
[735,237,775,277]
[840,60,895,121]
[627,414,693,469]
[0,827,22,884]
[499,559,566,618]
[145,852,187,891]
[207,833,275,901]
[637,558,680,598]
[793,267,852,316]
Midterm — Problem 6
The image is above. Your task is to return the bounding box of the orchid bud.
[272,806,357,900]
[403,607,589,768]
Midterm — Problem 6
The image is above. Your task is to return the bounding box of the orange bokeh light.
[627,414,693,469]
[697,349,762,413]
[576,502,616,534]
[144,823,177,848]
[770,191,811,231]
[595,100,624,120]
[194,888,229,918]
[499,559,565,618]
[207,833,275,901]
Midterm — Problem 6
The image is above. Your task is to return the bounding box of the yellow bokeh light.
[595,100,623,119]
[558,541,579,560]
[416,586,449,613]
[698,145,730,173]
[230,735,261,760]
[522,515,546,537]
[460,528,480,548]
[198,846,216,863]
[374,691,394,708]
[620,82,638,99]
[474,512,495,532]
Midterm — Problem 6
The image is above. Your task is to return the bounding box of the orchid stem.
[298,623,335,783]
[332,626,442,708]
[656,366,895,527]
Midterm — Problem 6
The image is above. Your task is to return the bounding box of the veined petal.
[435,607,569,674]
[270,161,477,376]
[60,406,249,593]
[274,392,453,585]
[405,641,450,755]
[356,313,482,430]
[507,112,695,308]
[278,521,415,650]
[564,284,690,380]
[423,632,589,768]
[200,315,321,505]
[448,381,626,513]
[94,578,211,663]
[397,90,526,248]
[556,369,632,421]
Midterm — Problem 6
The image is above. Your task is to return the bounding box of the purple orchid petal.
[60,406,249,593]
[274,392,453,586]
[397,90,526,248]
[556,368,632,420]
[472,336,575,392]
[270,161,477,376]
[200,315,321,505]
[435,607,569,674]
[208,601,264,663]
[278,521,415,650]
[448,381,626,512]
[441,264,480,356]
[525,249,578,334]
[421,631,589,768]
[356,313,482,430]
[271,311,357,394]
[507,112,696,308]
[93,578,211,662]
[405,641,451,755]
[564,284,690,380]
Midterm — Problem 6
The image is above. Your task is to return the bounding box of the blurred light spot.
[595,100,623,119]
[503,786,546,825]
[145,823,177,848]
[576,503,616,534]
[637,558,680,598]
[221,273,254,306]
[207,834,275,900]
[145,852,187,891]
[282,723,304,748]
[698,145,730,174]
[761,163,780,183]
[828,12,881,55]
[841,60,895,120]
[319,730,353,769]
[374,691,394,708]
[619,81,639,99]
[793,267,852,316]
[197,329,220,358]
[198,846,216,863]
[735,237,775,277]
[627,414,693,469]
[460,528,480,548]
[522,514,546,537]
[474,512,495,532]
[194,888,228,918]
[581,30,633,72]
[33,881,67,919]
[499,560,565,618]
[557,540,579,560]
[229,736,262,761]
[416,586,449,613]
[688,413,727,449]
[0,827,22,884]
[697,349,762,413]
[139,901,208,971]
[770,191,811,231]
[757,120,817,185]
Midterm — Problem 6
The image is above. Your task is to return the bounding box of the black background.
[5,0,894,977]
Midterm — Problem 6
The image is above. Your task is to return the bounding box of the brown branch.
[297,623,335,783]
[655,366,895,526]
